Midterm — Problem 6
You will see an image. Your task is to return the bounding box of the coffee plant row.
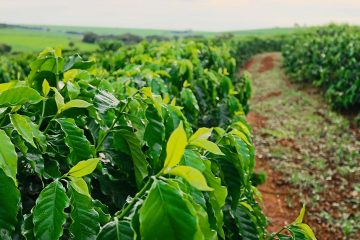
[231,36,287,68]
[282,24,360,111]
[0,41,315,239]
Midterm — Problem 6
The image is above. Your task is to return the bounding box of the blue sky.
[0,0,359,31]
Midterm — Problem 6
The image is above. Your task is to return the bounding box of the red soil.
[258,55,276,73]
[247,111,297,233]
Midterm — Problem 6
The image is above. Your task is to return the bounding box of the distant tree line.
[82,32,172,46]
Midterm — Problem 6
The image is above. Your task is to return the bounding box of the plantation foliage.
[282,25,360,111]
[0,41,315,240]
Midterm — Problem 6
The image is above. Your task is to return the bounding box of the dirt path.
[244,53,360,239]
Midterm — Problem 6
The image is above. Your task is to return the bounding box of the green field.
[231,27,297,36]
[0,28,97,52]
[0,24,296,53]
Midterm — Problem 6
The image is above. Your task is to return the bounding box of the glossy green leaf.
[33,181,70,240]
[232,204,260,240]
[163,121,187,171]
[168,166,213,191]
[294,204,306,224]
[69,177,90,197]
[203,160,227,238]
[144,104,165,170]
[64,54,95,71]
[296,224,317,240]
[10,113,36,147]
[0,86,43,107]
[69,186,100,240]
[189,127,212,142]
[93,200,111,225]
[97,218,134,240]
[0,169,20,238]
[60,99,92,113]
[139,179,198,240]
[56,118,94,164]
[287,225,315,240]
[189,139,224,155]
[93,90,120,114]
[230,129,251,145]
[52,87,65,113]
[193,202,217,240]
[0,81,17,93]
[180,88,199,123]
[28,119,47,150]
[0,129,17,183]
[234,121,251,137]
[67,158,99,177]
[42,79,50,97]
[181,149,206,172]
[21,213,35,240]
[114,129,149,187]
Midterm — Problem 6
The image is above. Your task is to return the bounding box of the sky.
[0,0,359,31]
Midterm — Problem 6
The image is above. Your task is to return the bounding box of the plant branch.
[116,177,153,219]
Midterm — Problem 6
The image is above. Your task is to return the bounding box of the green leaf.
[163,121,187,171]
[60,99,92,113]
[28,119,47,150]
[69,176,90,197]
[203,160,227,238]
[167,166,213,191]
[189,139,224,155]
[69,186,100,240]
[193,202,217,240]
[52,87,65,113]
[54,47,62,58]
[294,204,306,224]
[114,129,149,187]
[0,129,18,183]
[0,86,43,107]
[180,88,199,123]
[67,158,99,177]
[232,204,260,240]
[97,218,134,240]
[181,149,206,172]
[139,179,198,240]
[217,154,241,207]
[10,114,36,148]
[33,180,70,240]
[93,90,120,114]
[287,225,315,240]
[21,213,35,240]
[64,54,95,71]
[56,118,94,164]
[144,104,165,170]
[230,129,251,145]
[189,127,212,142]
[0,81,17,93]
[93,200,111,225]
[24,150,45,180]
[42,79,50,97]
[234,121,251,137]
[296,224,317,240]
[0,169,20,238]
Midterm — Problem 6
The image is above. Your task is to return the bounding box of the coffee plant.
[282,24,360,111]
[0,42,315,239]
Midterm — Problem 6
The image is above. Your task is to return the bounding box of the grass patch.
[0,28,97,52]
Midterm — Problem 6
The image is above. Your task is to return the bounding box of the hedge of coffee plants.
[0,42,315,239]
[282,25,360,111]
[0,54,30,83]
